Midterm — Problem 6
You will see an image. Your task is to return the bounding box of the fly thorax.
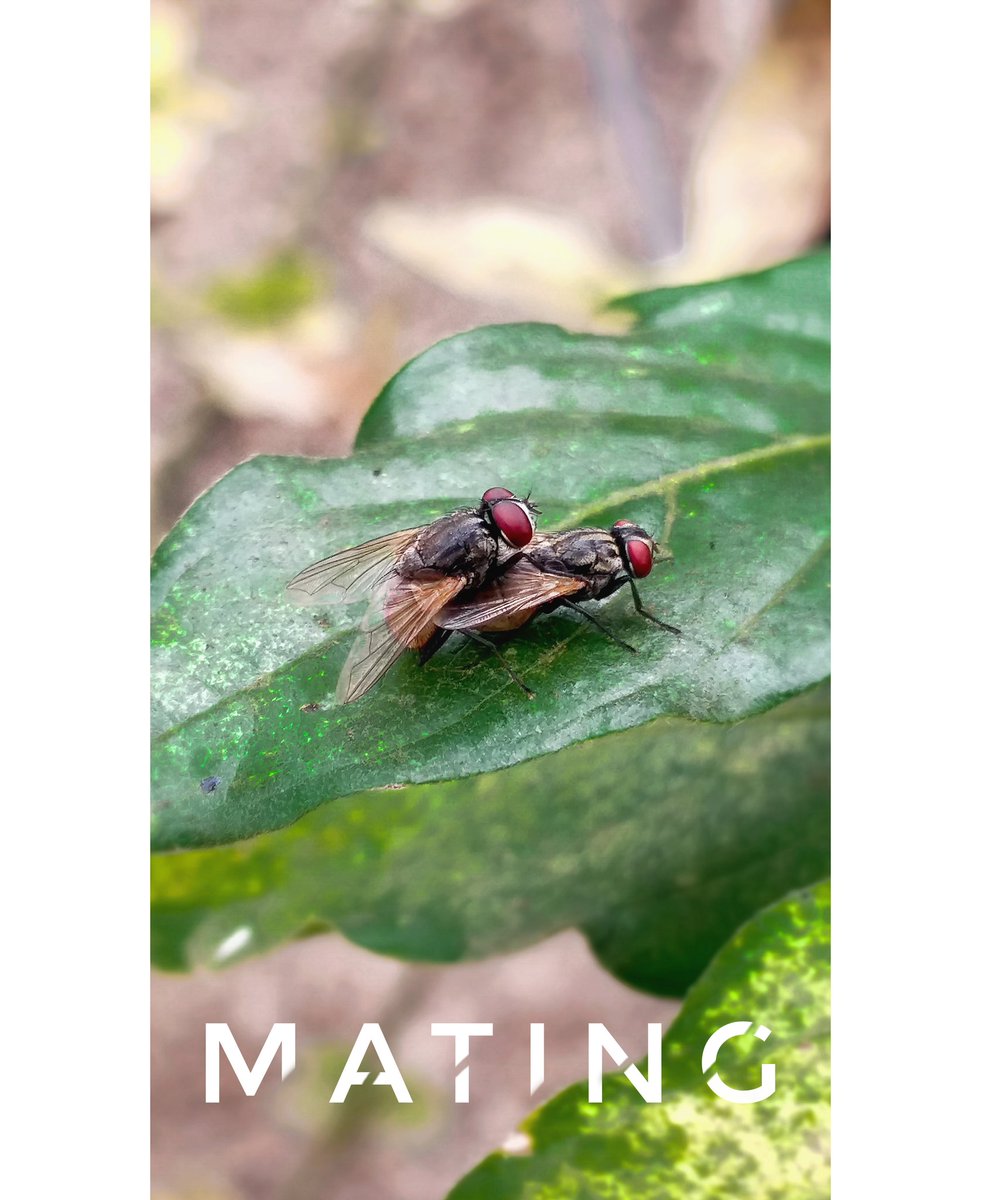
[544,530,616,573]
[409,513,497,580]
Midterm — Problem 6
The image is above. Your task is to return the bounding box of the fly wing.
[286,526,424,604]
[435,558,585,632]
[337,573,467,704]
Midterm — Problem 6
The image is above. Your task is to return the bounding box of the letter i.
[530,1023,545,1096]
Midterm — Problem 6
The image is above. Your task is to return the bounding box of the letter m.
[205,1023,296,1103]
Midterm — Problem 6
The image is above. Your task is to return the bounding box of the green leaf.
[359,249,829,447]
[447,881,830,1200]
[151,684,828,994]
[151,251,829,850]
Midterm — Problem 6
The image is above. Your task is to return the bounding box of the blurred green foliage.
[205,249,323,328]
[449,882,830,1200]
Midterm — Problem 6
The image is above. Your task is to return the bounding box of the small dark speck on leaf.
[300,702,321,713]
[709,540,716,550]
[200,776,221,795]
[372,468,382,477]
[316,616,331,629]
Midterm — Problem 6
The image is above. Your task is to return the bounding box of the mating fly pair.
[287,488,679,704]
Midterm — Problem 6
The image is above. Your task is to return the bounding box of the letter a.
[329,1023,412,1104]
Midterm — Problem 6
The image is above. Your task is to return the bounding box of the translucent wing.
[435,558,586,632]
[286,526,424,604]
[337,573,467,704]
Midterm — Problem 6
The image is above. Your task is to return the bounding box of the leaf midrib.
[556,432,829,528]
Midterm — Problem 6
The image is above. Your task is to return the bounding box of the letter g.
[701,1021,776,1104]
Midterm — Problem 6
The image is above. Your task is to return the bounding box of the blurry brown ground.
[151,1,829,1196]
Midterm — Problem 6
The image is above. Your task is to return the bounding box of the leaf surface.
[151,685,828,996]
[151,252,829,849]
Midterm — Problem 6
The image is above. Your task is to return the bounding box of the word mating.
[205,1021,776,1105]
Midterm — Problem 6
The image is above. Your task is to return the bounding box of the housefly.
[425,520,679,694]
[287,488,539,703]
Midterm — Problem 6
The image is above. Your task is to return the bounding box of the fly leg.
[562,600,637,653]
[627,578,682,636]
[418,628,451,666]
[461,631,534,698]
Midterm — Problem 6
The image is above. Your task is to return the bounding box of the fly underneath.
[423,521,680,696]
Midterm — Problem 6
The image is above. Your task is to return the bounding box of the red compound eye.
[613,519,634,528]
[490,499,534,548]
[625,538,654,578]
[482,487,515,503]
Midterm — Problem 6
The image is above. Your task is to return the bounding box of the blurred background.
[151,0,829,1195]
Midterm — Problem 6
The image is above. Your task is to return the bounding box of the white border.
[1,3,147,1191]
[834,3,977,1196]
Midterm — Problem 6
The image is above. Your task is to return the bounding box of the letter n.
[587,1023,662,1103]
